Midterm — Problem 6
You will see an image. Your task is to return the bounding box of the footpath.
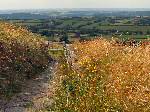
[0,62,57,112]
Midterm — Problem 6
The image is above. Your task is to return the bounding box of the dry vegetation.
[1,21,150,111]
[52,38,150,112]
[0,22,51,97]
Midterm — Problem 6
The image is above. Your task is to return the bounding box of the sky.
[0,0,149,10]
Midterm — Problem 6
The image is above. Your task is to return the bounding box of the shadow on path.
[0,62,56,112]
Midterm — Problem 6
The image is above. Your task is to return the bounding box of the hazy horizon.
[0,8,150,12]
[0,0,150,10]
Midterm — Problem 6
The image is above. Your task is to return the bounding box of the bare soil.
[0,62,57,112]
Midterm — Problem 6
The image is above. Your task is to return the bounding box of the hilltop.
[0,22,51,97]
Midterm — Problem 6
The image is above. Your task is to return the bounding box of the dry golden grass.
[52,38,150,112]
[0,22,51,97]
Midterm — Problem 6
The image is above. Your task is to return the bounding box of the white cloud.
[0,0,50,9]
[0,0,149,10]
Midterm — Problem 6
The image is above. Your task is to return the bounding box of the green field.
[7,16,150,41]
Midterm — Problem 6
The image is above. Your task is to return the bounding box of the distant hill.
[1,9,150,19]
[0,13,50,19]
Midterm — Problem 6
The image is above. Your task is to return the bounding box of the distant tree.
[146,31,150,35]
[40,30,54,37]
[139,31,143,35]
[75,32,81,38]
[29,26,38,33]
[59,33,69,44]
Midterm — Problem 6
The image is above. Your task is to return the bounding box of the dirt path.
[0,62,57,112]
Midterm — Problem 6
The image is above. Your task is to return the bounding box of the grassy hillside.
[52,38,150,112]
[0,22,51,97]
